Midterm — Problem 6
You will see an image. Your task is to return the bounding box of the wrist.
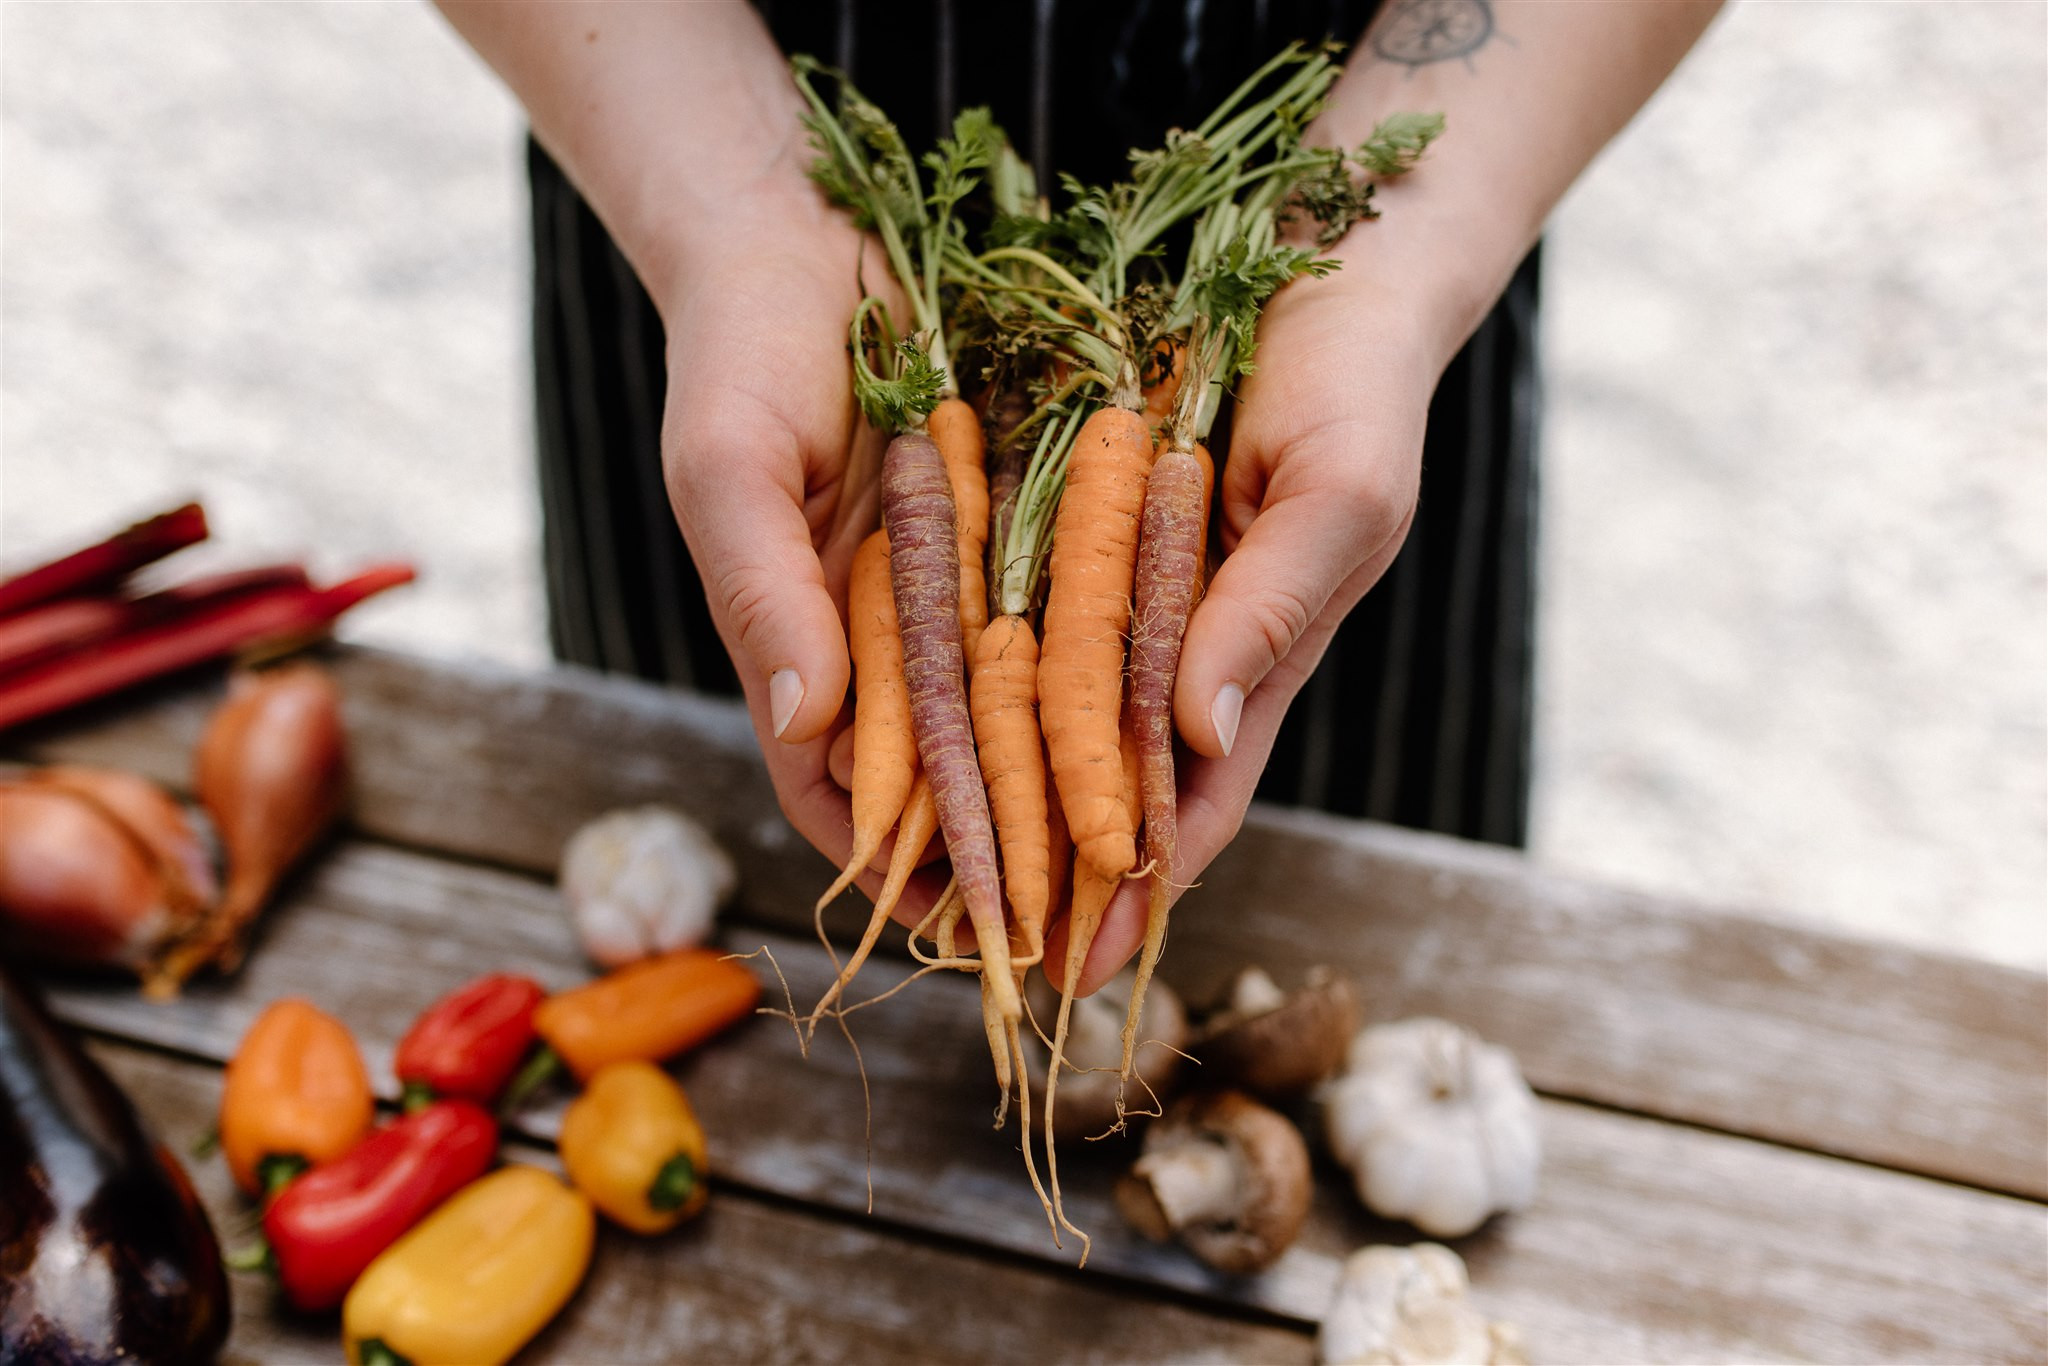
[1310,178,1536,380]
[444,0,825,315]
[631,149,834,319]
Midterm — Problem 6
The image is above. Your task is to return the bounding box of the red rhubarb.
[0,564,413,732]
[0,566,310,679]
[0,503,208,618]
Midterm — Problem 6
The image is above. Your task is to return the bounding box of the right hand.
[655,190,908,899]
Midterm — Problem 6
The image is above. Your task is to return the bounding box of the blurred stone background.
[3,4,2041,968]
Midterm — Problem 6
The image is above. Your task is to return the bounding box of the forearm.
[433,0,818,309]
[1317,0,1725,369]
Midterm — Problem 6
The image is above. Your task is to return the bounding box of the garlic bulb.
[559,806,736,968]
[1317,1243,1526,1365]
[1322,1018,1540,1238]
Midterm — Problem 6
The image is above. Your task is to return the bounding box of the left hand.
[1049,266,1444,994]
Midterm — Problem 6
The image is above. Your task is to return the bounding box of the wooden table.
[12,648,2046,1364]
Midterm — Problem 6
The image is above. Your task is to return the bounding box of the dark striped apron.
[529,0,1540,847]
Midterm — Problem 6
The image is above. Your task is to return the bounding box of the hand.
[1050,268,1440,995]
[657,196,922,905]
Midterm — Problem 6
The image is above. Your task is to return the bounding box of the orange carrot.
[815,531,916,911]
[930,397,990,657]
[1044,712,1144,1261]
[1043,753,1072,935]
[1038,406,1155,879]
[970,614,1048,965]
[807,773,937,1028]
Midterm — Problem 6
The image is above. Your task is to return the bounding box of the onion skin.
[30,765,219,910]
[148,663,348,995]
[0,782,191,971]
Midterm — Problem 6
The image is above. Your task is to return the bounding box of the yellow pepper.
[559,1061,709,1234]
[342,1166,593,1366]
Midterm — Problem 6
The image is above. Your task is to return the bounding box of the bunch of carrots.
[793,44,1440,1258]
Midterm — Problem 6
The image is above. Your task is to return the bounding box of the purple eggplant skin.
[0,964,230,1364]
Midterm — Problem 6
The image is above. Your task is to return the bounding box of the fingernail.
[769,668,805,739]
[1211,683,1245,757]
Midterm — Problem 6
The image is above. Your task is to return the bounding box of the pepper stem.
[647,1152,699,1213]
[398,1080,435,1114]
[497,1046,562,1115]
[223,1237,274,1274]
[257,1153,308,1198]
[357,1339,412,1366]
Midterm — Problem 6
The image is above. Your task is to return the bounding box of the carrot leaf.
[1353,111,1447,178]
[852,326,945,433]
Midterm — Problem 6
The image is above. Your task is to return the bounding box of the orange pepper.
[532,949,759,1081]
[219,998,373,1196]
[559,1062,709,1234]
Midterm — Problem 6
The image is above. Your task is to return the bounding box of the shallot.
[31,765,217,909]
[0,779,203,970]
[148,663,348,993]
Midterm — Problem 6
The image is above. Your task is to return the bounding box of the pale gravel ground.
[3,3,2042,968]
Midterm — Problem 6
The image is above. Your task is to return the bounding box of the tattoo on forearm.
[1371,0,1495,69]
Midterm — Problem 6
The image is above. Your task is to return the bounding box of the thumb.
[665,429,850,745]
[1173,484,1406,759]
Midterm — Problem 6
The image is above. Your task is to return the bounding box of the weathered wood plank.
[15,647,2045,1199]
[43,841,2048,1364]
[90,1040,1314,1366]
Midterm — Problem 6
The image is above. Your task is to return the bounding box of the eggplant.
[1,964,230,1363]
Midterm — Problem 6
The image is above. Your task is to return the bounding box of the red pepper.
[393,974,546,1110]
[261,1100,498,1312]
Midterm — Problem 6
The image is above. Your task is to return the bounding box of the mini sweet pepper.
[342,1165,593,1366]
[392,973,544,1109]
[219,998,373,1196]
[262,1099,498,1311]
[531,947,759,1081]
[559,1061,709,1233]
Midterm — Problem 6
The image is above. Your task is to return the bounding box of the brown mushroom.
[1025,968,1188,1139]
[1194,965,1360,1100]
[1114,1090,1311,1274]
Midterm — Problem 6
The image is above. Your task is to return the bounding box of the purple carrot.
[880,431,1019,1022]
[1118,446,1207,1085]
[983,384,1032,591]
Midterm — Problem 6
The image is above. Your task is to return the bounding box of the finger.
[665,416,851,745]
[1174,478,1406,759]
[827,726,856,791]
[1066,548,1403,996]
[1071,877,1151,996]
[885,863,952,932]
[1034,872,1140,997]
